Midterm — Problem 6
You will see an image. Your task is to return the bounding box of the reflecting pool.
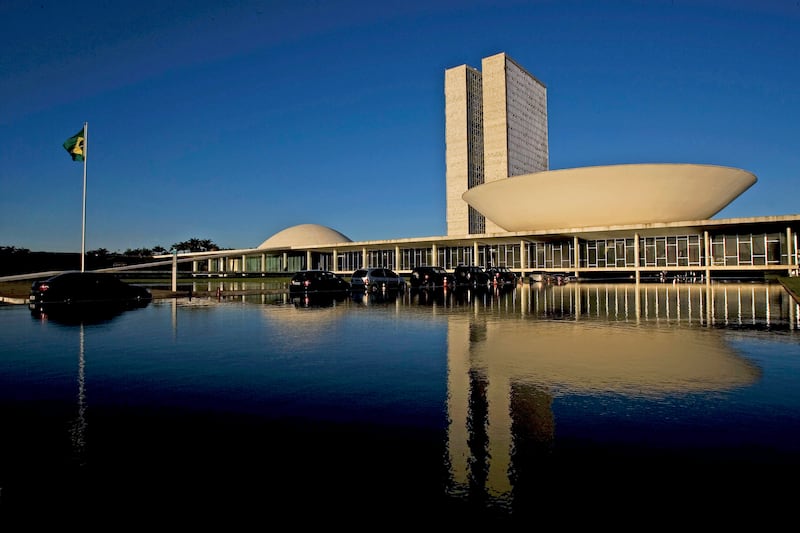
[1,282,799,527]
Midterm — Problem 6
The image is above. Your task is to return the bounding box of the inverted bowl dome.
[461,163,757,232]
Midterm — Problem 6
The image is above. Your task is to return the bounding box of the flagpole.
[80,122,88,272]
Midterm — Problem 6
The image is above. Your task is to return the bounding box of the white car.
[350,268,406,293]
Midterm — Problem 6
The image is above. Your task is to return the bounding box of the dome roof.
[462,163,757,232]
[257,224,352,249]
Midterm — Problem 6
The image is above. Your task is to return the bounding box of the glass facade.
[194,227,798,278]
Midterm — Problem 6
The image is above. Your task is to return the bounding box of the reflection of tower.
[446,312,555,509]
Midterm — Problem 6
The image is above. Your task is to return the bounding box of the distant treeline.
[1,239,220,276]
[0,247,188,276]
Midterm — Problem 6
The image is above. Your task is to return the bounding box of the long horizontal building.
[182,214,799,282]
[177,53,800,281]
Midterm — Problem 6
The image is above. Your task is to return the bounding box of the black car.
[486,266,517,285]
[409,266,455,289]
[289,270,350,295]
[29,271,152,315]
[453,265,491,288]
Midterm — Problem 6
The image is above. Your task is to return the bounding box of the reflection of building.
[443,295,766,508]
[157,52,799,281]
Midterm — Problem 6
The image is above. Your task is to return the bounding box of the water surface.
[1,282,798,526]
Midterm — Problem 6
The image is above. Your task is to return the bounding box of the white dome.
[257,224,352,249]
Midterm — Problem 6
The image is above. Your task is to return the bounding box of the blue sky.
[1,0,798,253]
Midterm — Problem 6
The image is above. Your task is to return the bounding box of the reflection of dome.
[257,224,352,249]
[461,163,757,232]
[470,320,760,396]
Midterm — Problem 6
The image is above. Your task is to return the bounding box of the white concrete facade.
[445,52,548,236]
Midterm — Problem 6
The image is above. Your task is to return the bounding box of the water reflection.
[517,281,798,329]
[444,305,770,512]
[70,323,87,467]
[30,299,150,325]
[5,280,799,521]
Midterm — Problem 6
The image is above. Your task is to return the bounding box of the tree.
[123,248,153,257]
[0,246,30,255]
[171,238,219,253]
[152,245,168,255]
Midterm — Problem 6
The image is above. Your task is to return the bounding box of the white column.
[171,251,177,291]
[306,250,312,270]
[573,236,579,278]
[431,244,438,267]
[634,233,640,284]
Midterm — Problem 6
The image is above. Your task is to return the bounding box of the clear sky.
[1,0,798,253]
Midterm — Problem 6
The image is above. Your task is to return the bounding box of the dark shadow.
[410,287,451,306]
[29,300,150,325]
[350,288,401,305]
[291,291,349,308]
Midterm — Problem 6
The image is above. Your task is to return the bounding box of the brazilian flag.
[63,129,85,162]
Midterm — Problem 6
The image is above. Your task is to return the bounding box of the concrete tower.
[445,52,548,236]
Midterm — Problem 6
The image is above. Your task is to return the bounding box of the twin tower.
[445,52,549,236]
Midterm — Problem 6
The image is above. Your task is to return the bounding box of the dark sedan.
[289,270,350,296]
[453,265,491,288]
[409,266,454,289]
[29,271,152,316]
[486,266,517,285]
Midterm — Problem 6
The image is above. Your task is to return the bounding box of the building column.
[704,231,711,284]
[241,254,247,274]
[282,252,288,272]
[332,249,338,272]
[573,236,580,278]
[474,241,479,266]
[634,233,640,283]
[207,258,213,274]
[362,247,368,269]
[519,240,526,275]
[432,244,438,267]
[261,253,266,274]
[306,250,312,270]
[395,245,400,270]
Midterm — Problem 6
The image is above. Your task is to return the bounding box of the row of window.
[197,232,797,274]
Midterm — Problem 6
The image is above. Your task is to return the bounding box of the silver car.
[350,268,406,293]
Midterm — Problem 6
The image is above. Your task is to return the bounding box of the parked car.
[289,270,350,295]
[350,268,406,293]
[486,266,517,285]
[453,265,491,288]
[29,271,152,314]
[409,266,454,289]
